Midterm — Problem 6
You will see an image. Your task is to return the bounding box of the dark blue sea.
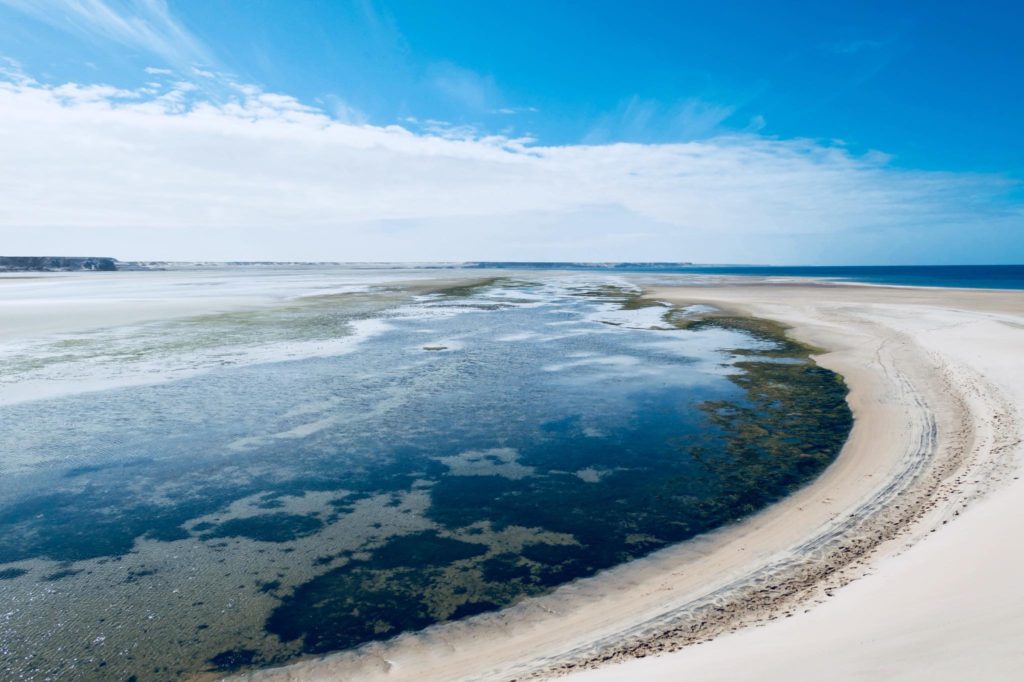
[468,263,1024,290]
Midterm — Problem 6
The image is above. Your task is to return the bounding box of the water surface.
[0,274,851,680]
[471,263,1024,289]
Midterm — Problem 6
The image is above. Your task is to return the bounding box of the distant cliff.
[0,256,119,272]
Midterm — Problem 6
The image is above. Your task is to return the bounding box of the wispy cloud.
[0,0,213,71]
[318,94,367,125]
[490,106,539,115]
[0,56,28,82]
[0,66,1019,263]
[585,96,738,143]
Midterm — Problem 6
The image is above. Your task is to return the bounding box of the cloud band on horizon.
[0,63,1020,264]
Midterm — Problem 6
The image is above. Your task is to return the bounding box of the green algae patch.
[199,513,324,543]
[433,278,504,298]
[667,312,827,356]
[695,359,851,513]
[266,530,492,652]
[571,284,663,310]
[683,313,851,519]
[208,648,259,672]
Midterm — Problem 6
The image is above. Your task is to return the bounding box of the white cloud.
[0,71,1020,263]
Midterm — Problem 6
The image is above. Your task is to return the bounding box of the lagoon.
[0,270,851,680]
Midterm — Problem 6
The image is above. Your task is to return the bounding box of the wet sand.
[236,282,1024,682]
[0,269,491,344]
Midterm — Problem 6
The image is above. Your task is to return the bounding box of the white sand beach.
[236,281,1024,682]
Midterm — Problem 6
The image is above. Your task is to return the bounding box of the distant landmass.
[0,256,120,272]
[0,259,459,272]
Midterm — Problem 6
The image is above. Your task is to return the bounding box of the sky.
[0,0,1021,264]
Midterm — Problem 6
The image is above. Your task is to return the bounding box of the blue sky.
[0,0,1021,263]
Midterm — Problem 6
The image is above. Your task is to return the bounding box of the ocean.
[468,263,1024,290]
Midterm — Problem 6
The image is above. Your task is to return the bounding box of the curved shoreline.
[547,284,1020,677]
[233,282,1023,682]
[561,284,1024,681]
